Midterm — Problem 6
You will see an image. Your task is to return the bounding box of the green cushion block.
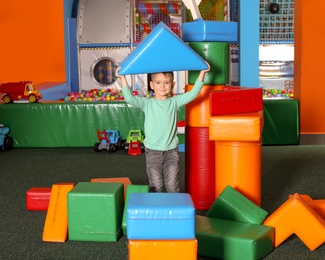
[122,185,149,236]
[196,215,274,260]
[68,182,124,242]
[206,185,268,224]
[178,134,185,144]
[188,42,229,85]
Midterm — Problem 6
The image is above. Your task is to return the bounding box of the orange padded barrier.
[289,194,325,220]
[128,239,197,260]
[185,84,225,127]
[264,193,325,250]
[209,111,263,142]
[42,183,74,242]
[214,141,262,206]
[91,177,132,198]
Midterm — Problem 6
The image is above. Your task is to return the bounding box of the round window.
[91,57,118,86]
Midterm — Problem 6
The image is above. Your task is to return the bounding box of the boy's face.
[150,73,175,100]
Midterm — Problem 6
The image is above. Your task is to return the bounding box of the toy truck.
[124,130,145,156]
[94,129,125,152]
[0,81,42,104]
[0,124,14,151]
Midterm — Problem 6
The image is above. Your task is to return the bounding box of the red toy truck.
[0,81,42,103]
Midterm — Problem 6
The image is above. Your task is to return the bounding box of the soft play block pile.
[42,183,74,242]
[128,240,197,260]
[209,111,263,142]
[68,182,124,242]
[122,184,149,236]
[127,193,195,240]
[206,185,268,224]
[196,215,274,260]
[26,187,51,211]
[210,87,263,116]
[118,22,208,75]
[182,18,238,42]
[263,193,325,250]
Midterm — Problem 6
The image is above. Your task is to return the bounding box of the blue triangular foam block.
[118,22,208,75]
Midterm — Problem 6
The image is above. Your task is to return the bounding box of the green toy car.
[124,130,145,155]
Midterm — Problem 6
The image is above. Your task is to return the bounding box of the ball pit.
[262,88,294,98]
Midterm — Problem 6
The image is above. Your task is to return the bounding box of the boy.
[115,63,210,192]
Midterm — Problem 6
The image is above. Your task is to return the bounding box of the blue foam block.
[118,22,208,75]
[127,193,195,240]
[182,19,238,42]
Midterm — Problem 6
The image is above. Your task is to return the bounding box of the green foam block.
[68,182,124,242]
[206,185,268,224]
[196,215,274,260]
[122,185,149,236]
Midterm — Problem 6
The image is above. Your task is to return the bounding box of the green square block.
[68,182,124,242]
[196,215,274,260]
[122,185,149,236]
[206,185,268,224]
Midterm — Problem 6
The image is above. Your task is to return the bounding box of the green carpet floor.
[1,146,325,259]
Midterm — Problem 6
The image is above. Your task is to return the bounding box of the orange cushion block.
[209,111,263,142]
[91,177,132,198]
[289,194,325,219]
[128,239,197,260]
[263,193,325,250]
[185,84,225,127]
[42,183,74,242]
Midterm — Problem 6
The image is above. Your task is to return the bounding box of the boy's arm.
[197,61,210,82]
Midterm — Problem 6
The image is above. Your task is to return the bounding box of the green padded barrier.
[68,182,124,242]
[196,215,274,260]
[188,42,229,85]
[122,184,149,236]
[206,185,268,224]
[0,102,186,148]
[263,99,299,145]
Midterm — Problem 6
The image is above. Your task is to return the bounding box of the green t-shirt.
[122,79,204,151]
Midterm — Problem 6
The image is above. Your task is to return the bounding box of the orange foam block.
[289,194,325,219]
[263,193,325,250]
[128,239,197,260]
[185,84,225,127]
[209,111,263,142]
[42,183,74,242]
[91,177,132,198]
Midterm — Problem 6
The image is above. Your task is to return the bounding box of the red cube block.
[210,87,263,116]
[26,187,51,211]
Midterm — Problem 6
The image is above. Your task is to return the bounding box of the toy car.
[124,130,145,155]
[94,129,125,152]
[0,81,42,104]
[0,124,14,151]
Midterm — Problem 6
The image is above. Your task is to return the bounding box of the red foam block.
[210,87,263,116]
[26,187,51,211]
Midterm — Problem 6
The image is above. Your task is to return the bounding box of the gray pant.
[145,148,180,193]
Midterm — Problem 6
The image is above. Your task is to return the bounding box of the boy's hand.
[198,61,210,82]
[115,66,128,87]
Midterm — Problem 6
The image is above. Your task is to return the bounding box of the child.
[115,63,210,192]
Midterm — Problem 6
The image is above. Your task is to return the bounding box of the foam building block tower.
[127,193,197,259]
[42,183,74,242]
[67,182,124,242]
[195,185,274,259]
[263,193,325,251]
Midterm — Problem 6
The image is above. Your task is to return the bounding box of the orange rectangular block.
[91,177,131,198]
[264,193,325,250]
[42,183,74,243]
[209,111,263,142]
[128,239,197,260]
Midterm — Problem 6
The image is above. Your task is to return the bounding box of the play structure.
[4,0,325,258]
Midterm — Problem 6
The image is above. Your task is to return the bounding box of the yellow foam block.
[289,194,325,219]
[91,177,132,198]
[42,183,74,242]
[209,111,263,141]
[263,193,325,250]
[128,239,197,260]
